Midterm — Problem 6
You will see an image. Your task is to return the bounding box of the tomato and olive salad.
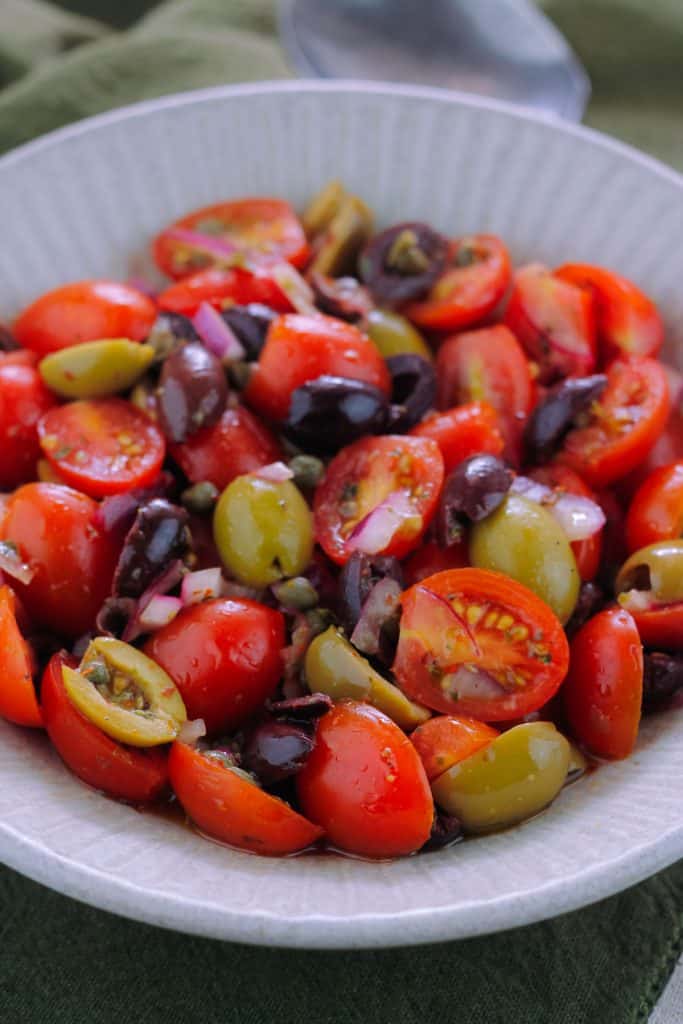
[0,182,681,860]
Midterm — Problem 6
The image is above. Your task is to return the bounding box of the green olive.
[63,637,187,747]
[213,474,314,587]
[365,309,433,361]
[615,540,683,605]
[430,722,570,833]
[308,195,374,277]
[301,179,346,237]
[304,626,430,730]
[39,339,155,399]
[469,493,580,623]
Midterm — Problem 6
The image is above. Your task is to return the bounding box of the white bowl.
[0,82,681,949]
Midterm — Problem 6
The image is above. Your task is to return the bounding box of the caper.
[615,540,683,606]
[288,454,325,490]
[39,339,155,399]
[365,309,433,361]
[271,576,319,611]
[181,480,220,513]
[301,179,346,237]
[308,195,374,277]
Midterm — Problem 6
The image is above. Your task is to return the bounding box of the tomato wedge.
[157,266,294,317]
[38,398,166,497]
[405,235,511,331]
[530,464,603,581]
[411,401,503,473]
[393,568,569,721]
[0,586,41,728]
[314,435,444,565]
[411,715,498,781]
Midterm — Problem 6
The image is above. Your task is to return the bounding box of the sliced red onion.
[440,665,506,701]
[192,302,245,360]
[121,559,185,642]
[511,476,605,542]
[138,594,182,630]
[0,541,34,585]
[177,718,207,745]
[350,577,402,656]
[181,568,223,606]
[253,461,294,483]
[270,263,318,315]
[164,227,241,263]
[347,490,419,556]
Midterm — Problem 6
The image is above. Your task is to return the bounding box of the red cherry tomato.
[246,314,391,422]
[625,463,683,553]
[563,607,642,759]
[411,715,498,781]
[145,598,285,736]
[0,483,118,637]
[0,586,42,728]
[153,198,309,279]
[38,398,166,498]
[314,435,444,565]
[627,604,683,651]
[13,281,156,357]
[405,235,511,332]
[619,403,683,501]
[169,742,323,856]
[41,653,168,803]
[393,568,569,721]
[403,538,469,587]
[296,701,433,858]
[170,406,282,491]
[0,356,56,490]
[556,263,664,362]
[503,264,597,382]
[530,464,603,581]
[157,266,293,317]
[558,357,670,488]
[411,401,504,473]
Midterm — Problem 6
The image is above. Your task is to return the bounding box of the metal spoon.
[278,0,590,121]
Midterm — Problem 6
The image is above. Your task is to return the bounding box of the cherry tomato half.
[0,356,56,490]
[153,198,309,279]
[411,401,503,473]
[556,263,664,362]
[531,464,603,581]
[296,701,433,858]
[157,266,293,317]
[41,652,169,803]
[625,462,683,553]
[38,398,166,498]
[169,742,323,856]
[13,281,156,357]
[314,435,444,565]
[170,406,282,491]
[0,586,41,728]
[503,264,596,382]
[405,235,511,332]
[411,715,498,781]
[246,313,391,423]
[393,568,569,721]
[558,357,670,488]
[562,607,642,760]
[403,538,469,587]
[145,598,285,736]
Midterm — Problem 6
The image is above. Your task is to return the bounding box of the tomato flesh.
[157,266,293,317]
[411,401,503,473]
[411,715,498,781]
[171,407,282,491]
[625,462,683,553]
[0,586,42,728]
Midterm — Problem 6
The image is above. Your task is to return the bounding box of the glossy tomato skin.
[625,463,683,553]
[246,314,391,422]
[170,406,282,491]
[38,398,166,498]
[411,715,498,781]
[563,607,642,759]
[555,264,664,362]
[13,281,156,357]
[296,701,433,858]
[403,538,469,587]
[0,586,42,728]
[531,464,603,582]
[169,742,323,856]
[435,325,534,463]
[411,401,504,473]
[41,653,169,803]
[393,568,569,722]
[405,235,511,332]
[0,356,56,489]
[145,598,285,736]
[313,435,444,565]
[619,405,683,500]
[628,605,683,651]
[0,483,119,637]
[157,267,293,317]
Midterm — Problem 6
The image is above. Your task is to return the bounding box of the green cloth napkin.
[0,3,681,1022]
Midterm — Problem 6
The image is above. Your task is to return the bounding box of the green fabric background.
[0,2,681,1022]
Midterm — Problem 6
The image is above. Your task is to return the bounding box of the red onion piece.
[177,718,207,745]
[121,559,185,642]
[138,594,183,630]
[347,490,419,556]
[181,568,223,606]
[253,461,294,483]
[164,227,241,263]
[192,302,245,360]
[0,541,34,585]
[270,263,318,315]
[350,577,402,656]
[510,476,605,541]
[440,665,506,701]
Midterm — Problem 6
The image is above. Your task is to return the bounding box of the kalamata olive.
[146,312,199,361]
[114,499,191,599]
[95,596,137,638]
[338,551,404,634]
[386,354,437,432]
[269,692,334,724]
[309,272,374,323]
[524,374,607,463]
[437,454,513,547]
[359,222,448,306]
[220,304,278,360]
[642,652,683,712]
[422,812,464,852]
[157,342,228,443]
[283,375,389,454]
[564,582,606,639]
[241,720,315,785]
[0,324,19,351]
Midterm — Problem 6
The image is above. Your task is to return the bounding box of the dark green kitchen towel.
[0,2,681,1023]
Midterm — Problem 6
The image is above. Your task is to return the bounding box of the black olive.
[220,303,278,360]
[524,374,608,464]
[436,455,513,547]
[422,812,464,852]
[269,693,334,724]
[113,499,190,599]
[642,652,683,712]
[338,552,404,635]
[386,354,437,432]
[95,596,137,638]
[157,342,228,443]
[0,323,19,351]
[283,375,389,453]
[359,222,448,306]
[564,582,606,640]
[241,720,315,785]
[145,312,199,363]
[309,271,374,323]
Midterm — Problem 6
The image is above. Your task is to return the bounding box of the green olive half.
[39,339,155,399]
[365,309,433,361]
[616,540,683,606]
[308,195,374,278]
